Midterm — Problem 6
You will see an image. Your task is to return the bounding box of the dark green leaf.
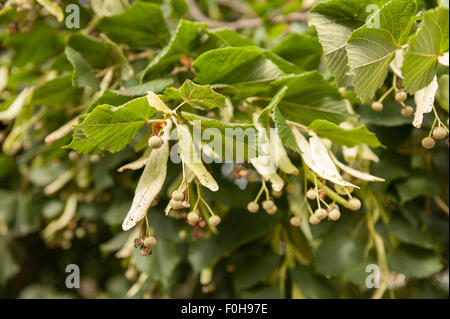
[96,2,169,48]
[308,119,381,147]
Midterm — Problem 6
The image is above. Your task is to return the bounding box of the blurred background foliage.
[0,0,448,299]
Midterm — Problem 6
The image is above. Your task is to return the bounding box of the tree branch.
[185,0,308,31]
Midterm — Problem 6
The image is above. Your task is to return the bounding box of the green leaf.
[216,209,280,255]
[291,265,337,298]
[65,47,100,91]
[66,33,133,79]
[36,0,64,22]
[357,98,414,126]
[193,46,300,86]
[164,79,227,110]
[209,29,254,47]
[140,20,208,81]
[111,78,173,97]
[188,208,280,273]
[87,90,135,113]
[389,245,444,278]
[272,32,322,71]
[96,2,170,48]
[257,85,288,128]
[134,238,181,289]
[309,0,374,85]
[342,263,373,292]
[180,111,258,161]
[188,238,219,274]
[241,286,281,299]
[170,0,188,18]
[66,91,138,154]
[64,126,102,154]
[0,237,20,285]
[273,106,300,153]
[32,75,82,107]
[436,74,449,111]
[4,23,64,67]
[347,0,417,101]
[270,71,351,125]
[395,171,441,204]
[315,233,364,276]
[77,97,158,153]
[402,7,449,93]
[388,217,433,249]
[233,251,280,290]
[308,119,381,147]
[67,33,115,69]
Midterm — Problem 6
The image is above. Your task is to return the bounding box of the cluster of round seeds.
[170,190,189,210]
[134,235,157,256]
[371,89,414,118]
[247,199,278,214]
[309,205,342,225]
[262,200,278,214]
[186,210,206,227]
[422,127,448,150]
[397,91,414,118]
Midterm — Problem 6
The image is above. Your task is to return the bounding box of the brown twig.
[433,196,449,216]
[185,0,308,31]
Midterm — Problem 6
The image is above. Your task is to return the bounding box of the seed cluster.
[247,199,278,215]
[134,235,157,257]
[369,85,449,150]
[305,186,361,225]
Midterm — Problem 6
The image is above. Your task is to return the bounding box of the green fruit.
[314,208,327,220]
[309,215,320,225]
[266,205,278,215]
[371,101,383,112]
[433,127,447,140]
[306,189,317,200]
[140,247,151,256]
[421,137,436,149]
[169,199,183,209]
[328,209,341,221]
[290,216,302,227]
[143,236,157,248]
[208,215,221,226]
[401,106,414,117]
[247,201,259,213]
[262,200,274,211]
[148,135,163,149]
[172,190,184,201]
[348,197,361,211]
[395,90,407,102]
[187,212,200,223]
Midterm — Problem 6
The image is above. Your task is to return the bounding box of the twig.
[433,196,449,216]
[270,12,309,24]
[283,117,310,134]
[215,0,256,16]
[185,0,307,31]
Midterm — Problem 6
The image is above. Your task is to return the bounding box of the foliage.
[0,0,448,299]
